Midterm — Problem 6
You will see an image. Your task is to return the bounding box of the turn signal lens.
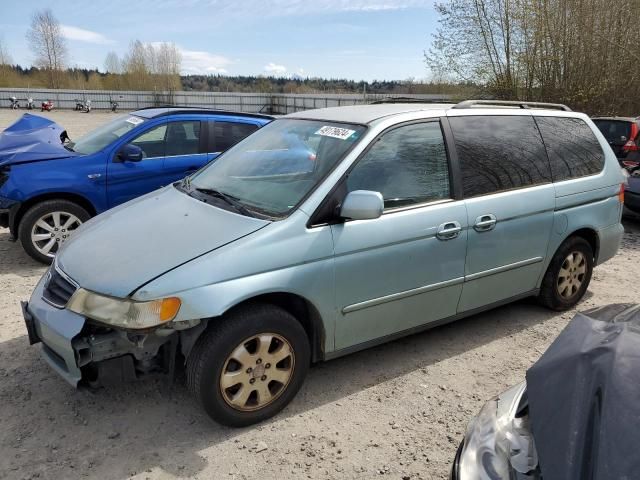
[619,183,625,203]
[160,297,182,322]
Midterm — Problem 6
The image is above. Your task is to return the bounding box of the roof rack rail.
[452,99,572,112]
[370,96,452,105]
[132,105,274,120]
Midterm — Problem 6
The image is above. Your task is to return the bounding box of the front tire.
[187,304,310,427]
[538,236,594,311]
[18,200,90,264]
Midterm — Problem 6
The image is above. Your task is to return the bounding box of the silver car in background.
[22,100,625,426]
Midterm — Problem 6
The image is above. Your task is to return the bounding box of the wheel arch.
[10,192,97,235]
[188,292,327,364]
[566,227,600,262]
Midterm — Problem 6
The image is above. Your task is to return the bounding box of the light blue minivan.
[23,100,625,426]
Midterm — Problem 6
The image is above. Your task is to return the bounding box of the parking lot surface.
[1,109,638,480]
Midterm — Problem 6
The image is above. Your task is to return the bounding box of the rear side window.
[535,117,604,181]
[165,121,201,156]
[208,121,259,152]
[449,116,551,197]
[346,121,450,209]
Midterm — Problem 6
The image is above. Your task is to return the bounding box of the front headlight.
[67,288,181,329]
[457,383,537,480]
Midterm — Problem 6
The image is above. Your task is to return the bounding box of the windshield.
[70,115,146,154]
[189,119,366,217]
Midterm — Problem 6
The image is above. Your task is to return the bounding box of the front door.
[446,114,556,312]
[106,121,168,207]
[331,120,468,350]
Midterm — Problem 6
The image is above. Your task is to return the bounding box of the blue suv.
[0,108,272,263]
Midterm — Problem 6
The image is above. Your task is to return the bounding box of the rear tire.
[18,200,90,264]
[538,236,594,311]
[186,304,310,427]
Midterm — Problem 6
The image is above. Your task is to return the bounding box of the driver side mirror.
[116,144,143,163]
[340,190,384,221]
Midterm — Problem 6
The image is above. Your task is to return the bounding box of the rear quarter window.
[535,117,605,181]
[448,115,551,198]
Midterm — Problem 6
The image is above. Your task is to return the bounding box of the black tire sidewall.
[540,237,594,311]
[18,200,91,264]
[189,305,310,427]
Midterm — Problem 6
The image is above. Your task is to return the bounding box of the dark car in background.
[592,116,640,168]
[0,108,273,263]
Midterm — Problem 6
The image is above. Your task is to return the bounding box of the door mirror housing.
[116,144,143,162]
[340,190,384,221]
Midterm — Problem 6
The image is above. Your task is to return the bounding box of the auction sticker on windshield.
[315,126,356,140]
[126,116,144,126]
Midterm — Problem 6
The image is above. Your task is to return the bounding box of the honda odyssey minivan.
[22,100,625,426]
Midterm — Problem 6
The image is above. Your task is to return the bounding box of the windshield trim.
[189,119,368,221]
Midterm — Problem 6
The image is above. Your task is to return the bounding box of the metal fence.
[0,88,453,114]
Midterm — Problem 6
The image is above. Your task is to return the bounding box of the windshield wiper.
[194,187,254,217]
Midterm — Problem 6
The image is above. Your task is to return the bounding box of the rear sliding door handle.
[474,214,497,232]
[436,221,462,241]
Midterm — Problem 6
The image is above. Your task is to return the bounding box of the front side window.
[346,122,451,209]
[70,115,147,155]
[449,115,551,198]
[130,124,167,159]
[536,117,605,181]
[189,119,366,217]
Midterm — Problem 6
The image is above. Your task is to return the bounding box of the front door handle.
[474,214,497,232]
[437,221,462,241]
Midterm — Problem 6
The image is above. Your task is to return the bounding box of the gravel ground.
[1,109,638,480]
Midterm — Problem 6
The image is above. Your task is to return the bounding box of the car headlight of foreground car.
[456,382,538,480]
[67,288,181,329]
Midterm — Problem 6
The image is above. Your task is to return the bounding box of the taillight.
[619,183,625,203]
[623,123,640,152]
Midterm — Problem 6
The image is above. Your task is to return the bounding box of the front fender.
[137,259,336,354]
[2,155,107,212]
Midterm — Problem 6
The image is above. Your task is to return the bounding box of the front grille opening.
[42,269,77,308]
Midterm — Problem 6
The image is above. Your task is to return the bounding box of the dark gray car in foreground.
[452,304,640,480]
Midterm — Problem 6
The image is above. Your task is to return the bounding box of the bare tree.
[0,36,16,87]
[104,51,121,74]
[26,9,67,88]
[155,42,182,91]
[122,40,151,90]
[0,37,12,66]
[427,0,640,114]
[120,40,181,92]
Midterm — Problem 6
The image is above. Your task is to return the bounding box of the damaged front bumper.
[22,274,176,387]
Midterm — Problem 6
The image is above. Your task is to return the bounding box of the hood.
[56,185,270,297]
[0,113,77,166]
[525,304,640,480]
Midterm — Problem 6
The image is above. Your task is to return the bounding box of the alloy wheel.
[556,251,586,299]
[220,333,295,412]
[30,211,82,258]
